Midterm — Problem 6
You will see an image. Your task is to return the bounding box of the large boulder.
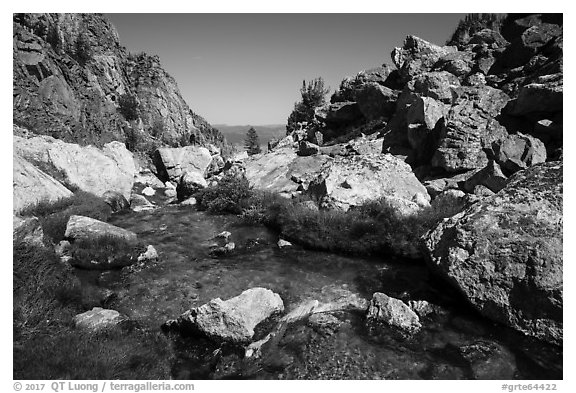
[306,154,430,212]
[392,35,458,83]
[13,151,73,214]
[244,148,330,197]
[493,133,547,175]
[353,82,398,121]
[13,135,136,200]
[176,170,208,201]
[169,287,284,343]
[410,71,461,103]
[502,23,563,69]
[152,146,212,183]
[64,215,138,243]
[314,101,363,125]
[431,86,510,172]
[432,51,475,81]
[423,162,562,345]
[468,29,509,48]
[505,74,563,116]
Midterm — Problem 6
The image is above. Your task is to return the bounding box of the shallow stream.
[77,203,561,380]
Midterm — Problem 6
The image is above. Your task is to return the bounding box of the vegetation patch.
[13,240,173,379]
[195,175,462,257]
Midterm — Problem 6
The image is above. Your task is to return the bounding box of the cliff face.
[13,13,225,150]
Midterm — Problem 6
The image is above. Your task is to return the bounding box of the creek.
[78,203,561,380]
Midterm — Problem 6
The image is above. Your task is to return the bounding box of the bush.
[195,174,253,214]
[74,31,93,66]
[20,191,112,243]
[286,77,330,133]
[118,93,140,121]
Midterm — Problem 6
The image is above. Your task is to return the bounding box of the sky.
[106,14,466,126]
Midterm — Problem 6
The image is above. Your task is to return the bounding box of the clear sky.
[106,14,466,125]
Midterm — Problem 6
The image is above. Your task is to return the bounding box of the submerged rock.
[366,292,422,335]
[423,162,563,345]
[170,287,284,343]
[453,340,517,380]
[142,186,156,196]
[277,239,292,248]
[74,307,124,331]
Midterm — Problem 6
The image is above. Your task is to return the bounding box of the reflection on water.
[91,205,562,380]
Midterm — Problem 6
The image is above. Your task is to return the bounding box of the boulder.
[468,29,509,48]
[306,154,430,212]
[14,135,136,200]
[494,133,547,175]
[411,71,461,103]
[463,160,508,194]
[277,239,292,248]
[171,287,284,343]
[130,194,156,212]
[13,216,44,246]
[353,82,398,121]
[345,136,384,156]
[74,307,124,331]
[502,23,563,69]
[137,245,158,263]
[366,292,422,335]
[134,170,165,188]
[244,148,330,197]
[176,170,208,200]
[141,186,156,196]
[13,152,73,214]
[431,86,510,172]
[152,146,212,183]
[423,162,562,345]
[392,35,458,83]
[433,51,475,80]
[297,141,320,157]
[431,189,468,215]
[102,190,130,213]
[505,74,563,116]
[314,101,363,125]
[64,215,138,243]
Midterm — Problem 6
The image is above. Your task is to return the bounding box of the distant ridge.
[214,124,286,148]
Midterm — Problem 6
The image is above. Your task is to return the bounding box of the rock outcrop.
[152,146,212,183]
[13,150,73,213]
[423,162,562,344]
[14,133,136,200]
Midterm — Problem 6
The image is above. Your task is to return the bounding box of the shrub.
[20,191,112,243]
[195,174,253,214]
[286,77,330,133]
[74,31,93,66]
[118,93,140,121]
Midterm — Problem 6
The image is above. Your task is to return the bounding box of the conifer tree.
[245,127,262,155]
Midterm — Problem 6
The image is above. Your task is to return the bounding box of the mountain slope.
[13,13,226,151]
